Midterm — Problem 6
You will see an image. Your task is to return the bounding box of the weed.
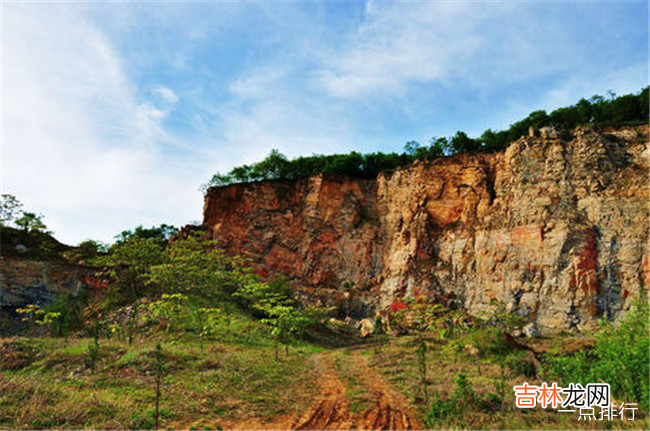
[425,372,503,428]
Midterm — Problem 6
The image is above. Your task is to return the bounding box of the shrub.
[425,373,501,428]
[140,293,189,333]
[463,327,514,358]
[504,350,537,378]
[425,392,459,424]
[542,300,649,410]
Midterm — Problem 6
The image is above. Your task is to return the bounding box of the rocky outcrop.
[203,126,649,334]
[0,256,97,309]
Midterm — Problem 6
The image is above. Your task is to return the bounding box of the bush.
[504,350,537,378]
[425,392,459,424]
[542,300,649,410]
[43,292,85,341]
[463,327,514,358]
[425,373,501,428]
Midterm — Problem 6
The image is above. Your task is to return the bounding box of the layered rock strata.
[203,126,649,333]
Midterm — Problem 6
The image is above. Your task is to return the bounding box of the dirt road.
[222,347,420,430]
[292,349,420,430]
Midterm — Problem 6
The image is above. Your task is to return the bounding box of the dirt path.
[351,351,420,430]
[293,349,420,430]
[219,347,420,430]
[292,353,355,430]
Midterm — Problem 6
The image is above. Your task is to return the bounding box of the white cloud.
[137,103,166,121]
[539,63,649,109]
[314,1,645,102]
[228,67,287,100]
[316,2,488,98]
[2,3,206,244]
[2,0,645,245]
[214,97,352,166]
[210,0,648,166]
[153,86,179,105]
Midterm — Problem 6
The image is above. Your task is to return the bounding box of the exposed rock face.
[203,126,649,334]
[0,257,95,308]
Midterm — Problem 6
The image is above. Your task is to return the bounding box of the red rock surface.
[203,126,650,333]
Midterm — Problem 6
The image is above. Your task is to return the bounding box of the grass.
[1,324,647,430]
[367,331,648,430]
[332,348,372,414]
[0,335,317,430]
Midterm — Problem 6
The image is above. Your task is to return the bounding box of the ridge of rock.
[203,126,650,333]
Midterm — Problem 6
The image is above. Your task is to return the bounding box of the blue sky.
[2,0,648,244]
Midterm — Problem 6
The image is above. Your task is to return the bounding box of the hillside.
[1,125,648,430]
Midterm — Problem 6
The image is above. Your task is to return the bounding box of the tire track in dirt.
[293,349,420,430]
[352,351,420,430]
[292,353,354,430]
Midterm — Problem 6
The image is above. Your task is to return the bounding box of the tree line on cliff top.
[207,86,647,190]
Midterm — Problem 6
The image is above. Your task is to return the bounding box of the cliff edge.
[203,126,649,334]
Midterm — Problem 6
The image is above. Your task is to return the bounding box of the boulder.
[359,318,375,338]
[523,323,540,338]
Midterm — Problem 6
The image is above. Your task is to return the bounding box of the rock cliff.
[0,226,100,313]
[203,126,649,333]
[0,257,97,309]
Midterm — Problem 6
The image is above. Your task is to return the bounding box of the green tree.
[524,109,549,129]
[265,303,311,358]
[450,131,480,155]
[479,129,501,153]
[542,300,649,411]
[144,234,252,298]
[390,293,453,403]
[404,141,421,156]
[201,172,234,192]
[87,320,101,374]
[410,298,448,403]
[426,137,447,158]
[193,306,223,348]
[250,149,289,180]
[140,293,188,333]
[114,224,178,245]
[235,279,311,358]
[93,238,167,303]
[16,304,62,338]
[230,165,253,182]
[14,212,50,234]
[44,293,84,344]
[64,239,108,264]
[0,194,22,226]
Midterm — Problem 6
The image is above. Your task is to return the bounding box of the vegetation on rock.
[204,87,648,189]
